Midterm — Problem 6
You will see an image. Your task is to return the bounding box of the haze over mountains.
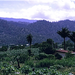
[0,17,75,46]
[0,17,37,23]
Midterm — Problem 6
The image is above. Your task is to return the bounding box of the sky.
[0,0,75,22]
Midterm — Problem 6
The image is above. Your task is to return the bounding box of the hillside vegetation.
[0,23,75,74]
[0,18,75,45]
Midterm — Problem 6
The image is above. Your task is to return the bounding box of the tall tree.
[57,27,70,50]
[47,38,54,48]
[68,32,75,51]
[26,34,33,49]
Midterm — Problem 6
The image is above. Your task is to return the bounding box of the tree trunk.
[30,44,31,49]
[16,58,20,69]
[64,38,66,50]
[30,42,31,49]
[74,42,75,51]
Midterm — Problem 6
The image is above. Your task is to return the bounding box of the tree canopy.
[26,34,33,48]
[57,27,70,50]
[68,32,75,51]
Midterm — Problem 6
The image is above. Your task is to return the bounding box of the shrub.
[0,46,8,51]
[31,68,48,75]
[19,54,28,63]
[53,65,63,70]
[66,51,74,58]
[36,58,55,68]
[36,53,55,60]
[0,62,16,75]
[55,58,75,67]
[40,46,56,54]
[21,65,31,74]
[37,53,48,60]
[39,38,56,54]
[25,60,34,67]
[47,54,55,59]
[28,49,31,56]
[31,68,69,75]
[55,53,62,59]
[32,43,40,48]
[0,54,7,60]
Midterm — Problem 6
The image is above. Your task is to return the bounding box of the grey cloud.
[32,12,49,19]
[66,16,75,20]
[63,3,71,10]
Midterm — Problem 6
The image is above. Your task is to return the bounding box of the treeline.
[1,27,75,52]
[0,45,25,51]
[57,27,75,51]
[0,28,75,75]
[1,19,75,45]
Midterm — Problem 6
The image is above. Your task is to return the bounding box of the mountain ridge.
[0,17,37,23]
[0,18,75,45]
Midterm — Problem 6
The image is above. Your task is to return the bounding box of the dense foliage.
[0,48,75,75]
[1,18,75,75]
[1,19,75,45]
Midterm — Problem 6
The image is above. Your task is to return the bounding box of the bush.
[25,60,34,67]
[28,49,31,56]
[37,53,48,60]
[0,46,8,51]
[39,39,56,54]
[47,54,55,59]
[31,68,69,75]
[53,65,63,70]
[32,43,40,48]
[36,58,55,68]
[36,53,55,60]
[0,62,16,75]
[19,54,28,63]
[55,53,62,59]
[40,46,56,54]
[0,54,7,61]
[21,65,31,74]
[66,51,74,58]
[55,58,75,67]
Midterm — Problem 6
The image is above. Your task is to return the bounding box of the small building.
[56,49,75,58]
[0,46,2,48]
[26,44,29,46]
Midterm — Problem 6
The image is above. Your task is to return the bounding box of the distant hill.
[26,20,75,44]
[0,18,75,45]
[0,17,37,23]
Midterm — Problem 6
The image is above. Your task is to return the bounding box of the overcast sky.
[0,0,75,21]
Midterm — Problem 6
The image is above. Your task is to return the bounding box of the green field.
[0,47,75,75]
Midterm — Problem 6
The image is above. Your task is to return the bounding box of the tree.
[26,34,33,49]
[16,56,20,69]
[40,39,55,54]
[68,32,75,51]
[47,39,54,48]
[62,40,73,50]
[57,27,70,50]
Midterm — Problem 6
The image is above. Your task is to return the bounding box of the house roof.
[57,49,75,54]
[56,50,68,53]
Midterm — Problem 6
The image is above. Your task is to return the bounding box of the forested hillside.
[0,19,29,45]
[0,18,75,45]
